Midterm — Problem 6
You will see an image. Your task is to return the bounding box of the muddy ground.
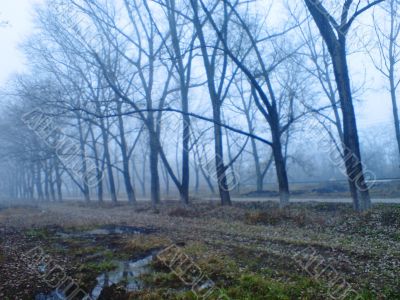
[0,201,399,299]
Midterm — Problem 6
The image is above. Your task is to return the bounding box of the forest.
[0,0,399,299]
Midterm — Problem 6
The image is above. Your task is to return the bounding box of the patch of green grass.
[390,232,400,241]
[197,254,239,282]
[380,208,400,226]
[183,241,209,257]
[128,289,177,300]
[80,259,118,273]
[25,228,50,239]
[71,245,107,257]
[223,273,325,300]
[141,272,183,289]
[381,284,400,299]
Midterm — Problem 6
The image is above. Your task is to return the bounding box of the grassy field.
[0,200,399,299]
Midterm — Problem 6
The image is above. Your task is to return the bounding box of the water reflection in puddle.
[35,254,154,300]
[91,254,153,299]
[35,291,64,300]
[56,225,156,239]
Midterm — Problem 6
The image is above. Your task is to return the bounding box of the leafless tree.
[193,0,308,207]
[304,0,384,211]
[370,0,400,164]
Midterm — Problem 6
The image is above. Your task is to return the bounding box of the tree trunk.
[54,158,63,202]
[44,161,50,202]
[117,102,136,204]
[132,155,146,197]
[49,161,56,201]
[100,119,117,203]
[77,116,90,202]
[89,127,104,202]
[194,161,200,194]
[242,97,263,191]
[181,114,190,204]
[270,115,290,207]
[191,0,231,205]
[304,0,374,211]
[389,65,400,163]
[213,106,232,206]
[166,0,191,205]
[35,162,44,201]
[332,40,371,211]
[149,129,161,206]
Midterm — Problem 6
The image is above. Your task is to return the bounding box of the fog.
[0,1,399,299]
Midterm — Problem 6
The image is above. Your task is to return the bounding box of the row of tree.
[0,0,398,212]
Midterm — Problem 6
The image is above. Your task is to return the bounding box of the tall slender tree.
[304,0,384,211]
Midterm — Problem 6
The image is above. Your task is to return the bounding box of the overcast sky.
[0,1,41,83]
[0,0,394,130]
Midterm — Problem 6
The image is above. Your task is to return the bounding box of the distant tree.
[370,0,400,165]
[189,0,240,205]
[0,12,8,27]
[193,0,307,207]
[162,0,196,204]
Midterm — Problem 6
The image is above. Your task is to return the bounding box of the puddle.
[35,254,154,300]
[35,291,66,300]
[85,225,153,235]
[37,226,156,299]
[57,225,156,238]
[91,254,154,299]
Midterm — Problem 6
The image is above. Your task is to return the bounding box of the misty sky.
[0,0,394,130]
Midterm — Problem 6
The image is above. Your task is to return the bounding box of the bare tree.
[194,0,307,206]
[228,77,274,192]
[370,0,400,164]
[304,0,384,211]
[162,0,196,204]
[189,0,240,205]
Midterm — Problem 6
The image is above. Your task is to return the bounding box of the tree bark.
[100,119,117,203]
[149,130,161,206]
[332,40,371,211]
[270,113,290,207]
[77,116,90,202]
[117,101,136,204]
[54,158,63,202]
[213,105,232,205]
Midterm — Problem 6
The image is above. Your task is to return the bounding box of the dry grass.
[167,207,200,218]
[245,209,310,227]
[124,235,171,255]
